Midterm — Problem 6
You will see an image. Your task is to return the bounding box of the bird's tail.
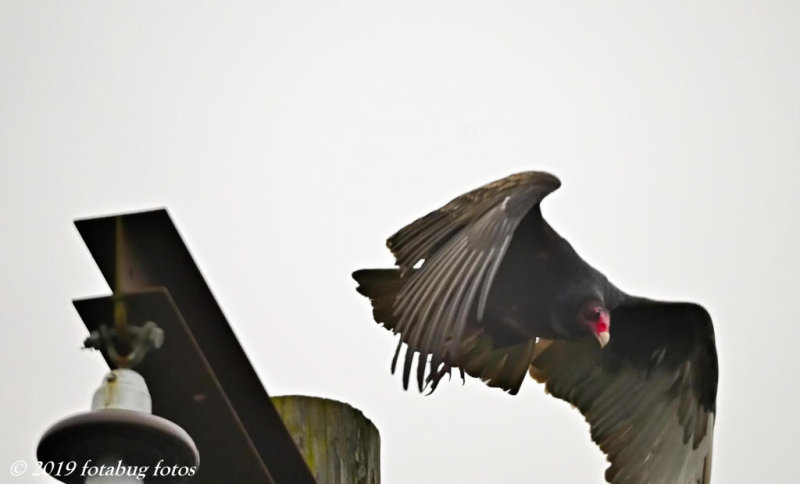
[353,268,406,332]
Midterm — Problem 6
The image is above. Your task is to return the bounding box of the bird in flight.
[353,171,718,484]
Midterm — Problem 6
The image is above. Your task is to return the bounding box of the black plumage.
[353,171,718,484]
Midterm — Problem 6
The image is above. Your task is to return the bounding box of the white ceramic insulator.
[91,369,152,413]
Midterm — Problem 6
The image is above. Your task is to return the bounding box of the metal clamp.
[84,321,164,368]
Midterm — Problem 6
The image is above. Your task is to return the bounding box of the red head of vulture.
[353,171,718,484]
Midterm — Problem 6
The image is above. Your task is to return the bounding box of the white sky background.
[2,1,799,482]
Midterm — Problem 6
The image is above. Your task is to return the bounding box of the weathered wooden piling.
[272,396,380,484]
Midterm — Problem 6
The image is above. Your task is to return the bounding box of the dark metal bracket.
[72,209,315,484]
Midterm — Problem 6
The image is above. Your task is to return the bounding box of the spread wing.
[355,171,561,392]
[529,300,718,484]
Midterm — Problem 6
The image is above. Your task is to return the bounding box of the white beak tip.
[596,331,610,348]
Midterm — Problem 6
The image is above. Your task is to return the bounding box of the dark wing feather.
[354,171,561,393]
[529,300,718,484]
[389,172,560,371]
[354,267,541,393]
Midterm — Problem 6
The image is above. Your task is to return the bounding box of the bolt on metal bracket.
[84,320,164,369]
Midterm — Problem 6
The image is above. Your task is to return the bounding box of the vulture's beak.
[595,330,610,348]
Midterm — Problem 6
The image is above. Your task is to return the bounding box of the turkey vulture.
[353,171,718,484]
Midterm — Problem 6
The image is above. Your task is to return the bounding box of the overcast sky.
[2,1,799,483]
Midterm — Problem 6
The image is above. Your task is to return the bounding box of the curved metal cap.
[38,409,199,483]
